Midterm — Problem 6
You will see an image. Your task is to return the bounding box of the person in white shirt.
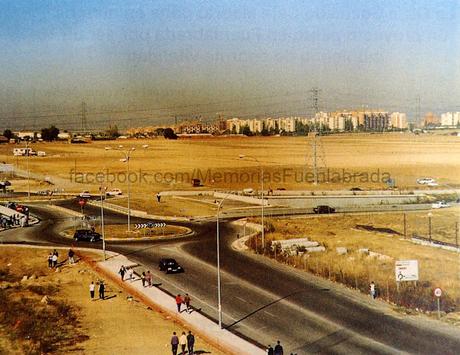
[89,282,95,299]
[179,332,187,355]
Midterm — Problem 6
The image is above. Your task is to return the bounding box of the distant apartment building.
[361,111,390,131]
[440,112,460,127]
[179,121,220,134]
[390,112,408,129]
[423,112,440,127]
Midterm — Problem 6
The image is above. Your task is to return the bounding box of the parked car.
[79,191,91,198]
[313,205,335,214]
[106,188,122,196]
[416,178,436,185]
[432,201,450,209]
[158,258,184,274]
[350,187,363,191]
[37,151,46,157]
[73,229,101,242]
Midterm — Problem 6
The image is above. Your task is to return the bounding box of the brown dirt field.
[2,133,459,193]
[0,246,225,355]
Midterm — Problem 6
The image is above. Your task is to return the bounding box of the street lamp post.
[99,185,107,260]
[216,193,233,329]
[239,154,265,251]
[106,145,148,232]
[25,141,31,199]
[109,145,136,232]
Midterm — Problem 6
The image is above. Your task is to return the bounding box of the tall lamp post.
[239,154,265,250]
[99,185,107,260]
[216,193,233,329]
[108,146,136,232]
[25,141,31,199]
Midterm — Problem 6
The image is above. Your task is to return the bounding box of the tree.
[41,126,60,141]
[242,124,252,136]
[106,125,120,138]
[3,129,13,140]
[163,127,178,140]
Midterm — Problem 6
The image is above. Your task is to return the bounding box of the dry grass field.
[248,206,460,312]
[1,133,459,216]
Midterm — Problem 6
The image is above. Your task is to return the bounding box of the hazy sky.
[0,0,459,129]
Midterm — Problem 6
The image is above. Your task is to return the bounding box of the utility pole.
[415,96,421,128]
[81,101,87,132]
[311,87,321,185]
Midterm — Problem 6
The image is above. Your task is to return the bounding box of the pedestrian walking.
[156,193,161,203]
[146,270,152,287]
[274,340,284,355]
[179,331,187,355]
[119,265,126,281]
[175,294,183,312]
[187,331,195,355]
[68,249,75,264]
[89,281,95,299]
[99,281,105,300]
[370,281,376,299]
[170,331,179,355]
[47,253,53,268]
[51,253,58,268]
[141,272,146,287]
[267,344,274,355]
[184,293,191,313]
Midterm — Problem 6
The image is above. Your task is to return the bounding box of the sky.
[0,0,459,129]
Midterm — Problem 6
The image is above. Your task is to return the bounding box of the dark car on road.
[73,229,102,242]
[313,205,336,214]
[159,258,184,274]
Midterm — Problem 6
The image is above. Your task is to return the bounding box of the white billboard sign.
[395,260,419,282]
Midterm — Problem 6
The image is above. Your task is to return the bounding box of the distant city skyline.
[1,0,459,130]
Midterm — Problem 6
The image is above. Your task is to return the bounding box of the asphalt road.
[3,202,460,354]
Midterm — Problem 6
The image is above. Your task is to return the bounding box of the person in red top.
[175,294,183,312]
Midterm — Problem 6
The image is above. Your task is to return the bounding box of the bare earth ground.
[0,247,225,355]
[2,134,459,195]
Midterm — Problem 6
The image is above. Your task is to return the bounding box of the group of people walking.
[170,331,195,355]
[118,265,134,282]
[267,340,285,355]
[175,294,192,313]
[89,280,106,300]
[47,249,59,268]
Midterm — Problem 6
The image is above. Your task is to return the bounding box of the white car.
[432,201,449,209]
[426,181,439,187]
[416,178,436,185]
[79,191,91,198]
[106,188,123,196]
[37,151,46,157]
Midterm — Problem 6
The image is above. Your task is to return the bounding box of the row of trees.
[3,126,60,141]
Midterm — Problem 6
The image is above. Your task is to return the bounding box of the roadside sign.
[434,288,442,297]
[395,260,419,282]
[78,199,86,206]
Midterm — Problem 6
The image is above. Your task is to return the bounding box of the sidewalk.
[94,253,265,355]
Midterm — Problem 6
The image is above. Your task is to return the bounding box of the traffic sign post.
[395,260,419,282]
[434,288,442,319]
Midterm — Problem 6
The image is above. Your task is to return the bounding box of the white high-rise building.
[441,112,460,126]
[390,112,408,129]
